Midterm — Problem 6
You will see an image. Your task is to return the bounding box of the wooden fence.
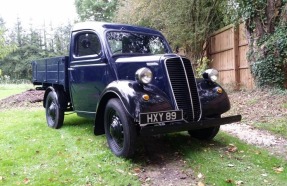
[208,24,254,90]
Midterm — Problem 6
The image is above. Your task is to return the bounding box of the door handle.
[68,67,75,71]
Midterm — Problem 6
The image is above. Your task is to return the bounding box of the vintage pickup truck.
[32,22,241,158]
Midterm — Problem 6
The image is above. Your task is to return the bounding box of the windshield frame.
[105,30,171,57]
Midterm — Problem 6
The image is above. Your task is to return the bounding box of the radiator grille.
[182,58,201,121]
[165,57,201,122]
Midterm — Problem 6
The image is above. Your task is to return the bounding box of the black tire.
[45,90,64,129]
[104,98,136,158]
[188,126,220,141]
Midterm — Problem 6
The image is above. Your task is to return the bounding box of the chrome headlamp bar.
[202,68,218,82]
[135,67,153,84]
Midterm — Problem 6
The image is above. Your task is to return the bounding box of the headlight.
[202,69,218,82]
[135,67,153,84]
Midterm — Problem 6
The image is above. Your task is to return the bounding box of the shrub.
[249,27,287,88]
[195,57,212,78]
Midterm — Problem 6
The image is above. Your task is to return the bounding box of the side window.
[75,33,101,57]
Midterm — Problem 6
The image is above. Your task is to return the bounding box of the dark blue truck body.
[32,22,241,157]
[32,57,68,89]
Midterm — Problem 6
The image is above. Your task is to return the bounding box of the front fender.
[93,80,173,135]
[197,78,231,117]
[102,80,173,120]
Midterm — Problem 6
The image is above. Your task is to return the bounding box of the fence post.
[233,26,240,90]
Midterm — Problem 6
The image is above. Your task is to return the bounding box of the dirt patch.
[225,90,287,124]
[135,136,199,186]
[223,90,287,160]
[222,123,287,160]
[0,89,44,110]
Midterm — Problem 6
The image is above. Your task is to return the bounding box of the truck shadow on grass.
[60,115,229,184]
[62,114,94,128]
[132,133,228,185]
[62,114,227,161]
[134,133,226,164]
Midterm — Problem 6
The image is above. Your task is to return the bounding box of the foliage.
[195,57,212,78]
[1,45,45,79]
[231,0,287,88]
[114,0,227,61]
[0,17,16,59]
[53,23,73,55]
[249,26,287,88]
[75,0,119,21]
[0,75,11,84]
[0,17,72,80]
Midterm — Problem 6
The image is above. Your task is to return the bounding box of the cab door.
[69,31,108,117]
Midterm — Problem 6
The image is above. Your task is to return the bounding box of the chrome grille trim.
[182,57,202,121]
[179,57,195,120]
[164,57,202,122]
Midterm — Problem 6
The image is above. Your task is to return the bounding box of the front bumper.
[140,115,241,136]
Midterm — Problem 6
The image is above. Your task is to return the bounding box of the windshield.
[106,31,169,55]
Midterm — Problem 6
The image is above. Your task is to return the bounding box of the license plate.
[139,110,183,125]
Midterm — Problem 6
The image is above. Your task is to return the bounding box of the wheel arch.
[43,85,67,109]
[43,86,56,108]
[94,91,119,135]
[94,81,139,136]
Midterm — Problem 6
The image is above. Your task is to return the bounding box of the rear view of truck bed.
[32,56,68,88]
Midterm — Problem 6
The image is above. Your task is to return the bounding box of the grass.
[0,84,34,100]
[0,108,286,185]
[0,108,140,185]
[255,118,287,138]
[0,85,286,185]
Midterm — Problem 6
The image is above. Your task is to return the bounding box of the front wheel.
[45,90,64,129]
[104,98,136,158]
[188,126,220,141]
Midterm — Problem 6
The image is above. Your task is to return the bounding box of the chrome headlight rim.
[202,68,218,82]
[135,67,153,84]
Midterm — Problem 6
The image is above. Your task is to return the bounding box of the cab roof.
[72,21,163,36]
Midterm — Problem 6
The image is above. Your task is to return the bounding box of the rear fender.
[43,87,56,108]
[43,86,67,110]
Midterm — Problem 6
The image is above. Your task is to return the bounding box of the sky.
[0,0,78,29]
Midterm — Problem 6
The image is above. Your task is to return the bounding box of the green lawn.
[254,98,287,139]
[0,109,140,185]
[0,108,286,186]
[253,100,287,139]
[0,84,34,100]
[255,118,287,139]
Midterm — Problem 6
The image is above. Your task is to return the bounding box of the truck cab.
[32,22,241,158]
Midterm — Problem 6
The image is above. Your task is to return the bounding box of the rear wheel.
[104,98,136,158]
[188,126,220,140]
[45,90,65,129]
